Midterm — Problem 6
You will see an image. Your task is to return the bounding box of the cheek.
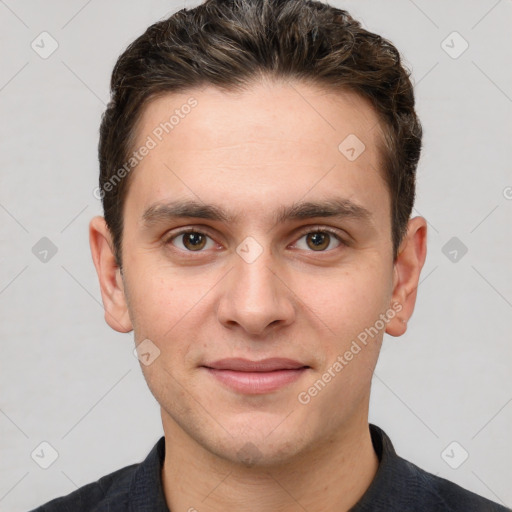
[124,265,179,338]
[125,264,219,361]
[296,260,391,348]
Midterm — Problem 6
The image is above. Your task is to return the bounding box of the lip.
[201,358,309,394]
[203,357,307,372]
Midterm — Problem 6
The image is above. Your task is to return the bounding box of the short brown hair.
[98,0,422,268]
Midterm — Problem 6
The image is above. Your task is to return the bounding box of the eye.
[164,226,346,254]
[294,228,344,252]
[166,229,216,252]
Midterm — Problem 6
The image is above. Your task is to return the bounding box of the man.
[31,0,509,510]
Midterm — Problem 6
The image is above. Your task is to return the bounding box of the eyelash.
[163,226,347,255]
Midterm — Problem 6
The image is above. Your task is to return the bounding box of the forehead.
[125,80,389,225]
[135,80,383,157]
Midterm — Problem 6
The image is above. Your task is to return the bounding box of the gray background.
[1,0,511,510]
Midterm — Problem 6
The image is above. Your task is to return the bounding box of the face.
[92,79,421,467]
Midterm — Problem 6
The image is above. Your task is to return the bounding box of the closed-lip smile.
[201,358,310,394]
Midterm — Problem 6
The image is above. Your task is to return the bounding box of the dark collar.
[127,435,169,511]
[126,424,393,511]
[126,424,497,511]
[350,423,405,511]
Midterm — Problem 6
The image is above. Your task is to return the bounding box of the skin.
[89,78,427,511]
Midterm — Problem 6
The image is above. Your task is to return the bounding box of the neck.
[161,414,379,512]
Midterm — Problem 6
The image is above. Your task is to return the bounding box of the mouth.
[201,358,310,394]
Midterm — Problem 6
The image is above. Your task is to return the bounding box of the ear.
[89,216,133,333]
[385,216,427,337]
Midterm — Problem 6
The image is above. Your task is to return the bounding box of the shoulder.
[29,436,167,512]
[29,462,139,512]
[358,425,510,512]
[402,457,510,512]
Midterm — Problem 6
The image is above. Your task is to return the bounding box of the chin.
[209,428,307,469]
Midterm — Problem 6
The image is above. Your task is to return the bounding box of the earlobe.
[89,216,133,333]
[385,216,427,338]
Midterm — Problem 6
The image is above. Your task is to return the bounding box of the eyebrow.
[141,197,372,229]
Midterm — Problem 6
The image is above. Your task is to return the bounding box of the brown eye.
[167,230,215,252]
[294,229,344,252]
[306,232,330,251]
[182,232,207,251]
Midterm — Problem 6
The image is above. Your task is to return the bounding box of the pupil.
[311,233,323,245]
[185,233,204,249]
[309,232,328,250]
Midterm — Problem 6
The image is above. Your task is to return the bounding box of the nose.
[216,247,296,336]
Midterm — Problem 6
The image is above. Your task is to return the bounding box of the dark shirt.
[30,424,510,511]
